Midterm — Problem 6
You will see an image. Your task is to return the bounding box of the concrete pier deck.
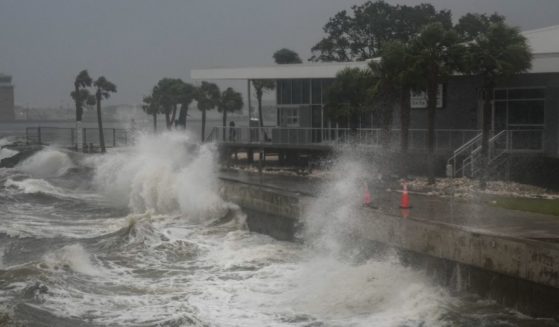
[219,169,559,241]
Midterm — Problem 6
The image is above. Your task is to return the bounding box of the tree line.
[70,1,532,187]
[311,1,531,186]
[141,79,243,141]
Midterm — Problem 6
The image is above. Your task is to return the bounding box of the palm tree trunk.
[96,95,106,153]
[74,84,81,152]
[426,80,438,184]
[257,94,264,128]
[480,86,493,189]
[178,105,188,129]
[170,104,178,127]
[222,110,227,141]
[153,113,157,132]
[201,108,206,142]
[400,87,410,153]
[165,112,171,129]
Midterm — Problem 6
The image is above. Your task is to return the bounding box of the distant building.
[0,74,15,121]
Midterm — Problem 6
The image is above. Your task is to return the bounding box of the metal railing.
[26,127,128,150]
[206,126,480,152]
[449,129,544,178]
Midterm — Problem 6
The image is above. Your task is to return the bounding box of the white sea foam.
[302,153,375,255]
[5,178,69,196]
[17,147,74,178]
[42,244,102,276]
[0,148,18,161]
[90,131,230,219]
[0,137,13,148]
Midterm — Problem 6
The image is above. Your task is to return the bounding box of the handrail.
[452,133,482,157]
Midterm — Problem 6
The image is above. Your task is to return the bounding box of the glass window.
[311,80,321,104]
[321,79,334,104]
[508,88,545,100]
[281,107,299,127]
[280,80,292,104]
[494,89,507,100]
[508,101,544,125]
[292,80,303,104]
[276,80,282,105]
[302,80,310,104]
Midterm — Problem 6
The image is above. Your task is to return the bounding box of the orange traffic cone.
[363,184,372,207]
[400,181,411,209]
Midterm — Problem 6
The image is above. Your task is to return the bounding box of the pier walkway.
[219,169,559,242]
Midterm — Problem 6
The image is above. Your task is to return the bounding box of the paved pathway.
[219,169,559,241]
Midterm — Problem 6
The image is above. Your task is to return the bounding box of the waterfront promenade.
[219,169,559,241]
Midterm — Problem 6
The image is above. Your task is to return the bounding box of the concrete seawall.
[220,177,559,318]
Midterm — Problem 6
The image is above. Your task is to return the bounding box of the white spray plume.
[302,151,376,257]
[90,131,228,220]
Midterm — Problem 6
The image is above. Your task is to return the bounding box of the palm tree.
[465,22,532,188]
[195,81,220,141]
[408,23,464,184]
[153,78,183,129]
[324,68,374,130]
[218,87,244,141]
[93,76,117,153]
[176,81,196,128]
[252,80,275,128]
[71,70,93,151]
[142,95,159,132]
[372,41,420,154]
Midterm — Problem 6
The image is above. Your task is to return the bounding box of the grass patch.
[489,196,559,216]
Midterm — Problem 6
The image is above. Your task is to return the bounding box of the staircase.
[447,130,510,178]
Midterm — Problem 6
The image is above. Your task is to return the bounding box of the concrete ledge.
[219,177,559,317]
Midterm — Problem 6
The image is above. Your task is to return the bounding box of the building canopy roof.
[523,25,559,55]
[191,25,559,80]
[191,61,372,80]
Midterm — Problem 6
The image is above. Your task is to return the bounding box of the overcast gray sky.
[1,0,559,108]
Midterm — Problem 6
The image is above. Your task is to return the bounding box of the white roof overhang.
[190,60,373,80]
[530,53,559,74]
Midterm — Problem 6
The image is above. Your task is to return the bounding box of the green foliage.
[490,196,559,217]
[71,70,94,121]
[152,78,183,114]
[195,81,220,112]
[463,21,531,188]
[465,22,532,86]
[142,95,158,115]
[94,76,117,100]
[218,87,243,114]
[273,48,302,64]
[74,70,92,89]
[455,13,505,41]
[324,68,373,121]
[71,88,93,106]
[310,1,451,62]
[252,80,275,98]
[408,23,465,87]
[407,23,464,183]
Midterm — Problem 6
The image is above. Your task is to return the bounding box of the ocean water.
[0,132,557,326]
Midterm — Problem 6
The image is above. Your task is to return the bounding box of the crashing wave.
[17,148,74,178]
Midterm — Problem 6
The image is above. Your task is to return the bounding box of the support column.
[76,121,82,152]
[247,80,252,123]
